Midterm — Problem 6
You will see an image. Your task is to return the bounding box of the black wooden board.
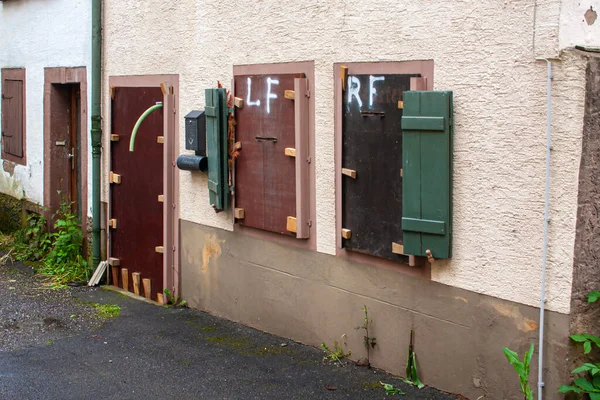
[342,74,419,261]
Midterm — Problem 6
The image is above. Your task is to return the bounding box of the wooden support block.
[392,242,405,255]
[121,268,129,291]
[340,66,348,91]
[284,148,296,157]
[142,278,151,299]
[107,257,120,267]
[341,168,357,179]
[110,134,119,142]
[234,97,244,108]
[286,216,297,233]
[110,85,115,100]
[160,82,168,95]
[132,272,141,295]
[234,208,245,219]
[398,100,404,109]
[108,219,117,229]
[109,172,121,184]
[341,228,352,239]
[157,293,165,305]
[158,195,164,202]
[157,136,164,144]
[155,246,164,254]
[234,141,242,150]
[284,90,295,100]
[111,266,119,287]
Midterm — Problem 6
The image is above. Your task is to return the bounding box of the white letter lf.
[246,77,261,107]
[266,77,279,114]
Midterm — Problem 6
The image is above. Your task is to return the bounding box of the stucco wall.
[0,0,92,213]
[102,0,587,313]
[560,0,600,49]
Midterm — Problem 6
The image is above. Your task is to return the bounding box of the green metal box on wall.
[401,91,453,259]
[205,88,229,211]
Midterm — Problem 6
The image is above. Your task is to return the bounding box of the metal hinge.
[306,156,311,164]
[305,89,311,98]
[307,220,312,227]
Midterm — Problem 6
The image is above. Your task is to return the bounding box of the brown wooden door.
[234,74,302,235]
[110,87,163,301]
[48,84,80,222]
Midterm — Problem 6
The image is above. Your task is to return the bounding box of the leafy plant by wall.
[559,291,600,399]
[503,343,534,400]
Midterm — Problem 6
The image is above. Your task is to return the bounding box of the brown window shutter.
[2,78,24,158]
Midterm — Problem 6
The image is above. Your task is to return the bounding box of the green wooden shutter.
[205,88,229,211]
[401,91,453,258]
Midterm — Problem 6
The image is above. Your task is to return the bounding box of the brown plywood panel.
[234,74,302,235]
[342,74,418,261]
[110,86,164,301]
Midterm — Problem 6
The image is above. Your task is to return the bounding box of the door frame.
[43,67,88,233]
[107,75,180,297]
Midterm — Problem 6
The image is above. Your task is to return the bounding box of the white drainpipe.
[535,57,552,400]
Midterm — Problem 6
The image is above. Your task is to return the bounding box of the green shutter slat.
[401,218,446,235]
[207,179,219,193]
[205,106,217,117]
[401,116,445,131]
[205,88,229,211]
[402,91,453,258]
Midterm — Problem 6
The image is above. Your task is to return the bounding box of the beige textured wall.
[102,0,586,313]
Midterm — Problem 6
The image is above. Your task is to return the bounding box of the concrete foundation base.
[180,219,570,399]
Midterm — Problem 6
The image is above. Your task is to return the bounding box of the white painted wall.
[0,0,92,215]
[102,0,587,313]
[560,0,600,49]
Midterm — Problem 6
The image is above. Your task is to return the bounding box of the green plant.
[321,340,351,365]
[37,199,89,288]
[356,305,376,366]
[503,343,534,400]
[559,291,600,398]
[380,382,404,396]
[401,330,424,389]
[163,288,187,308]
[91,303,121,318]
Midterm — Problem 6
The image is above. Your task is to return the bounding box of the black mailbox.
[184,110,205,155]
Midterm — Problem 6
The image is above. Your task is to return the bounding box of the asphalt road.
[0,283,459,399]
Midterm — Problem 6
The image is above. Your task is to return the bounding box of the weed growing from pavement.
[380,382,405,396]
[91,303,121,318]
[321,340,351,365]
[356,305,376,366]
[162,288,187,308]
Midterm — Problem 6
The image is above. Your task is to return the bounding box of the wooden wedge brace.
[341,168,356,179]
[132,272,141,295]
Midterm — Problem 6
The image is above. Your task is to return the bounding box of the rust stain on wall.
[492,302,538,332]
[202,234,222,271]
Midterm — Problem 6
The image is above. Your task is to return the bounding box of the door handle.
[67,147,75,170]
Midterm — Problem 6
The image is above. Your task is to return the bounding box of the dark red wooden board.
[234,74,302,235]
[342,74,418,261]
[110,87,163,301]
